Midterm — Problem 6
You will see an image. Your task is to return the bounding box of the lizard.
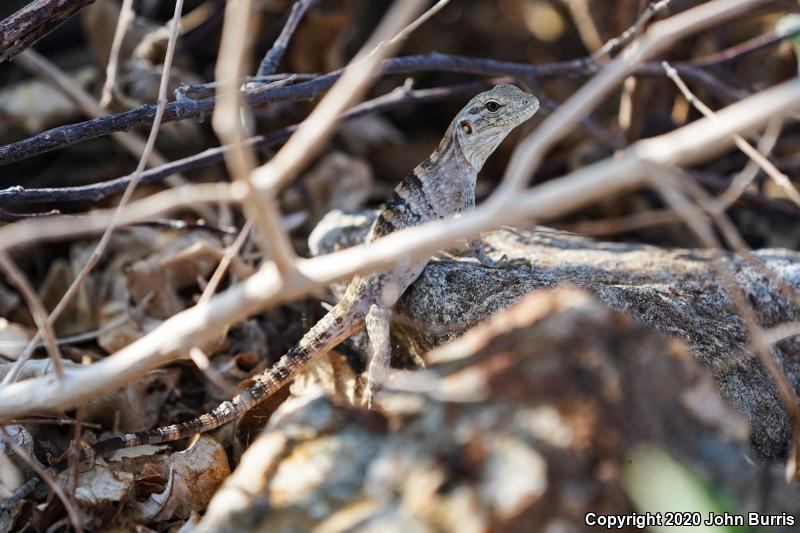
[64,83,540,465]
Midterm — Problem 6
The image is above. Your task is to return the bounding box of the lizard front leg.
[365,303,392,409]
[457,192,515,269]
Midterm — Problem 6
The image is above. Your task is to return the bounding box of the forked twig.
[212,0,297,274]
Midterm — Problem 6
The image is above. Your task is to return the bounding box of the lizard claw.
[472,239,530,270]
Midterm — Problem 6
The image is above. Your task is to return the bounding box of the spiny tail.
[69,300,364,466]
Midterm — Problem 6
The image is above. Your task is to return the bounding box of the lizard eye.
[485,100,501,112]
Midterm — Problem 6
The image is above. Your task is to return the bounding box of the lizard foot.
[471,239,530,270]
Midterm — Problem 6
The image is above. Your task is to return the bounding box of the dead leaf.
[125,235,228,319]
[58,460,134,507]
[125,436,230,522]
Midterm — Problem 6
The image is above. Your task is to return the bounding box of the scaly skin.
[73,84,539,463]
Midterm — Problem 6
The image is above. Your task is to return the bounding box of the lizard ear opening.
[460,120,473,135]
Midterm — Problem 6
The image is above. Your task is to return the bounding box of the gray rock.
[310,210,800,459]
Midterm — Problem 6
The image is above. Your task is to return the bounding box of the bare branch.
[0,81,492,206]
[213,0,297,274]
[0,0,96,63]
[0,52,753,167]
[0,183,242,253]
[0,74,796,418]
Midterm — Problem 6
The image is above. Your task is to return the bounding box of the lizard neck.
[413,125,477,216]
[424,126,474,179]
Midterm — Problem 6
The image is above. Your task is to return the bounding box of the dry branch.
[0,0,96,63]
[99,0,134,108]
[256,0,319,77]
[0,74,797,419]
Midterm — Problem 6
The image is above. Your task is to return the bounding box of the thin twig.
[68,408,84,505]
[198,219,254,305]
[0,253,64,379]
[592,0,672,60]
[691,27,800,67]
[0,428,83,532]
[100,0,135,108]
[256,0,319,77]
[0,183,241,255]
[9,418,102,429]
[718,118,783,209]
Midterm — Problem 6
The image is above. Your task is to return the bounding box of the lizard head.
[454,84,539,171]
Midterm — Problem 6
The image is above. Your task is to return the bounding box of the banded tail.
[74,300,364,464]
